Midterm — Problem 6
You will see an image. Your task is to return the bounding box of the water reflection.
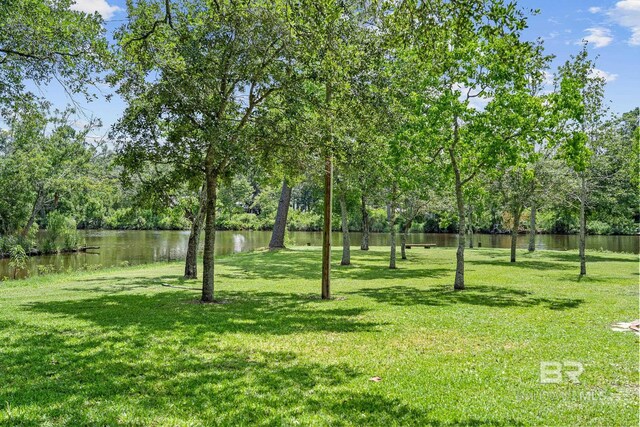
[1,229,637,279]
[232,234,246,253]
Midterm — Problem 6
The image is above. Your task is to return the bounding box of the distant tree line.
[1,111,637,237]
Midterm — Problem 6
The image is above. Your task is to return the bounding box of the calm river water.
[1,230,638,278]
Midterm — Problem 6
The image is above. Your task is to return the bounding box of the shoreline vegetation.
[77,223,640,236]
[1,247,637,425]
[70,207,639,236]
[0,245,99,259]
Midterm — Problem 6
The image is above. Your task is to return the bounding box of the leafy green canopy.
[0,0,109,103]
[111,0,300,180]
[0,100,97,235]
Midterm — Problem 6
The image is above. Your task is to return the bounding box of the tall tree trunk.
[468,207,474,249]
[321,76,333,299]
[528,201,536,252]
[360,193,369,251]
[340,192,350,265]
[269,178,292,250]
[389,183,397,269]
[184,185,207,279]
[322,155,333,299]
[510,206,521,263]
[202,173,218,303]
[21,191,44,237]
[450,147,465,290]
[579,174,587,276]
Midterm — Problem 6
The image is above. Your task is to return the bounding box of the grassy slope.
[0,247,638,426]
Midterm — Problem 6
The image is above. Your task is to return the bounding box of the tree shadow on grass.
[25,290,381,336]
[0,329,523,426]
[535,251,638,264]
[0,331,385,425]
[217,249,322,281]
[348,285,584,310]
[465,259,575,271]
[64,276,162,294]
[217,249,449,282]
[568,274,611,283]
[4,292,523,426]
[338,265,451,281]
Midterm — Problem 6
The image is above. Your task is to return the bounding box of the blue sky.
[518,0,640,114]
[38,0,640,140]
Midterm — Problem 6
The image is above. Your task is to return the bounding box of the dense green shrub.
[410,221,425,232]
[104,207,188,230]
[104,208,131,229]
[607,218,639,235]
[538,211,579,234]
[8,245,28,279]
[287,209,322,231]
[0,235,30,254]
[369,208,388,232]
[157,210,189,230]
[44,212,66,250]
[587,220,613,235]
[588,213,639,235]
[217,213,265,231]
[43,212,80,251]
[62,217,80,249]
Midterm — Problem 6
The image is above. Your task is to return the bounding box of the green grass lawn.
[0,247,638,426]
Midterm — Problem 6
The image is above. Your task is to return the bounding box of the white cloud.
[71,0,121,19]
[608,0,640,45]
[589,68,619,82]
[467,96,491,111]
[588,6,602,13]
[580,27,614,47]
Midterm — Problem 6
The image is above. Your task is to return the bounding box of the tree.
[8,244,27,279]
[587,108,640,235]
[398,195,426,260]
[554,46,607,276]
[110,118,206,280]
[463,182,489,249]
[488,42,554,261]
[522,156,557,252]
[287,0,376,299]
[268,178,292,250]
[495,165,536,262]
[183,184,206,279]
[336,176,352,266]
[401,0,545,289]
[261,86,319,251]
[113,0,297,302]
[0,99,97,237]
